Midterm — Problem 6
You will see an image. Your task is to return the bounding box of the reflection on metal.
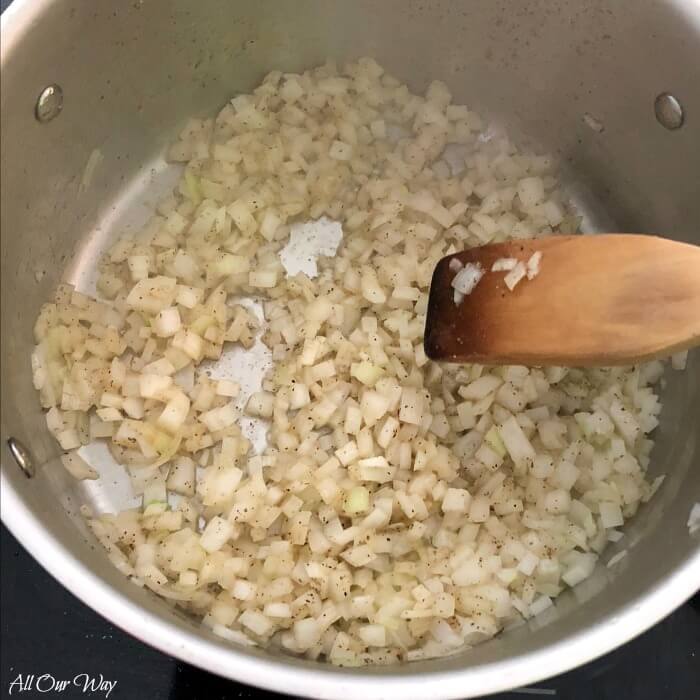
[35,84,63,123]
[654,93,684,130]
[7,437,35,478]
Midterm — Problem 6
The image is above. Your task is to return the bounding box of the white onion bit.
[491,257,518,272]
[451,263,484,304]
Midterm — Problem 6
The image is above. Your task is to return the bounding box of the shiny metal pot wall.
[1,1,699,698]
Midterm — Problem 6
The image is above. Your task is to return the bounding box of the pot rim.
[2,0,699,696]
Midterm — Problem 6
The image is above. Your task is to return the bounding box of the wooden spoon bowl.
[424,234,700,366]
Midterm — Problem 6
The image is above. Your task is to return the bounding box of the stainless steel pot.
[2,1,699,698]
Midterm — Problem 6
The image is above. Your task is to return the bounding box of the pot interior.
[2,1,699,697]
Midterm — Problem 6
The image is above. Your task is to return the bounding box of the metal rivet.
[35,84,63,123]
[7,438,35,478]
[654,93,684,130]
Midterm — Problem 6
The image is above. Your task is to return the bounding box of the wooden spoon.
[424,234,700,366]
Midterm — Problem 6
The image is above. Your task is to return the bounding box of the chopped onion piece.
[526,251,542,279]
[293,617,322,650]
[239,610,274,637]
[153,307,182,338]
[504,261,527,290]
[199,403,238,432]
[529,595,552,616]
[126,276,177,314]
[200,516,233,552]
[245,391,274,418]
[343,486,371,515]
[157,390,190,433]
[451,263,484,299]
[491,257,517,272]
[167,456,196,496]
[358,624,386,647]
[498,416,536,466]
[671,350,688,371]
[562,552,597,587]
[599,501,624,529]
[351,361,384,387]
[139,374,173,400]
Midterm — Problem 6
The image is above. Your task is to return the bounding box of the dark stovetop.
[1,525,699,700]
[0,1,698,698]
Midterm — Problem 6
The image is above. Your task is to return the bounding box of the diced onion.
[491,257,517,272]
[504,262,527,290]
[29,57,673,669]
[526,251,542,279]
[451,263,484,299]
